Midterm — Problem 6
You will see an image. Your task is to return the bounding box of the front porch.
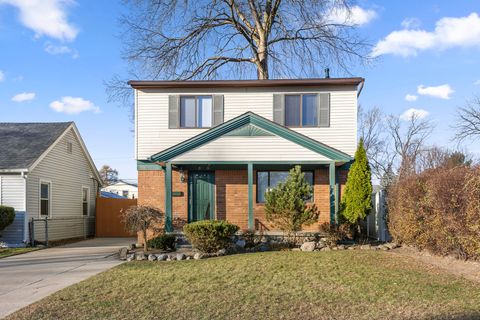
[138,161,348,232]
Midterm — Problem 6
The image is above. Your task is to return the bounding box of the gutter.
[0,168,29,174]
[357,79,365,97]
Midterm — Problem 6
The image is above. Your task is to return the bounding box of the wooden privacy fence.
[96,197,137,237]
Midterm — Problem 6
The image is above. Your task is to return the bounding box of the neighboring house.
[101,180,138,199]
[100,191,127,199]
[129,78,363,234]
[0,122,101,246]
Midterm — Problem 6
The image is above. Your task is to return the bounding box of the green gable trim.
[150,112,353,163]
[225,124,274,137]
[137,160,164,171]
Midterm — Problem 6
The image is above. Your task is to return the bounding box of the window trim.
[82,186,90,216]
[39,180,52,218]
[284,93,318,128]
[179,95,213,129]
[256,170,314,203]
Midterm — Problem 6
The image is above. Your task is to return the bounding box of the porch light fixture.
[179,168,185,183]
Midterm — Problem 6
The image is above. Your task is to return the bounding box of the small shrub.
[0,206,15,233]
[240,229,262,248]
[147,234,176,251]
[319,222,352,246]
[183,220,239,253]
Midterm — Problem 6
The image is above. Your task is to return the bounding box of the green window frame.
[256,170,314,203]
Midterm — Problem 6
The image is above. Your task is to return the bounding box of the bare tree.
[122,205,164,252]
[113,0,370,83]
[358,105,395,180]
[386,113,434,178]
[99,165,119,186]
[454,96,480,142]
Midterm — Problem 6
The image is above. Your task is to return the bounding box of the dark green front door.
[189,171,215,222]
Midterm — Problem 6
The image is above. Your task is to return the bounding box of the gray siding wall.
[26,128,98,241]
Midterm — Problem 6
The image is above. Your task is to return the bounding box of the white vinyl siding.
[26,128,97,241]
[172,136,330,162]
[0,174,26,211]
[135,86,357,160]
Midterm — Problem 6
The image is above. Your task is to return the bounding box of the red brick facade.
[138,167,348,241]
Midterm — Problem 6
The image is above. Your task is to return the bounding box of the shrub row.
[0,205,15,232]
[388,166,480,259]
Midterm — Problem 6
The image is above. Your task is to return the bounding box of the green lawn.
[7,251,480,320]
[0,247,38,259]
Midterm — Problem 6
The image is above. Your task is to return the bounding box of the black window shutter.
[168,95,180,128]
[273,94,285,125]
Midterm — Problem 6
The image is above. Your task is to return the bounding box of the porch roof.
[149,112,353,163]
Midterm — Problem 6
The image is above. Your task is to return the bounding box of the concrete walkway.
[0,237,135,319]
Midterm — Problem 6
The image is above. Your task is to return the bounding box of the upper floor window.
[40,182,51,216]
[285,94,318,127]
[82,187,89,216]
[180,96,212,128]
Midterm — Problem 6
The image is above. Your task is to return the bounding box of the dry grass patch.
[0,247,38,259]
[7,251,480,320]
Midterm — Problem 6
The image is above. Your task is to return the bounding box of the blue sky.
[0,1,479,180]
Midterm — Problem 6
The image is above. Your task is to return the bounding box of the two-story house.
[129,78,364,234]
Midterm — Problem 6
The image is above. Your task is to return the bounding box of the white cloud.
[474,80,480,85]
[328,5,377,26]
[401,17,421,29]
[0,0,78,41]
[400,108,429,121]
[405,94,418,102]
[11,92,35,102]
[372,13,480,57]
[50,96,100,114]
[0,70,4,82]
[44,43,79,58]
[417,84,454,100]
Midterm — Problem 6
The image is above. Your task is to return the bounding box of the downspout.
[21,170,28,244]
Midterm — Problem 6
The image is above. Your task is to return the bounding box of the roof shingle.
[0,122,72,170]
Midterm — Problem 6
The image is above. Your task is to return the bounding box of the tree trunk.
[256,37,269,79]
[143,230,148,253]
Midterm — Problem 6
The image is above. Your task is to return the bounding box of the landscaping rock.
[194,252,205,260]
[157,254,167,261]
[126,254,135,262]
[385,242,398,250]
[217,249,227,256]
[347,246,356,250]
[291,248,301,251]
[176,253,186,261]
[119,247,129,260]
[300,241,316,252]
[148,254,157,261]
[332,246,338,251]
[166,256,172,261]
[381,245,390,251]
[360,244,372,250]
[337,245,346,250]
[186,256,191,260]
[129,243,136,250]
[320,247,331,252]
[169,254,176,261]
[316,242,326,250]
[235,239,246,248]
[135,252,146,261]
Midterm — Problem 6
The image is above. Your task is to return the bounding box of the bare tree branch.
[454,95,480,142]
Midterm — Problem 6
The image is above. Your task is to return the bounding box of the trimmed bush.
[183,220,239,253]
[147,234,176,251]
[0,206,15,232]
[389,166,480,259]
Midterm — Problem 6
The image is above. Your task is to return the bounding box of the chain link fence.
[29,216,95,247]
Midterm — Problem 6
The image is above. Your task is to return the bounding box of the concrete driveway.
[0,237,135,319]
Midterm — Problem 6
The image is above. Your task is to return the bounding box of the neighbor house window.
[82,187,89,216]
[40,182,50,216]
[122,190,129,198]
[180,96,212,128]
[257,171,314,203]
[284,94,318,127]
